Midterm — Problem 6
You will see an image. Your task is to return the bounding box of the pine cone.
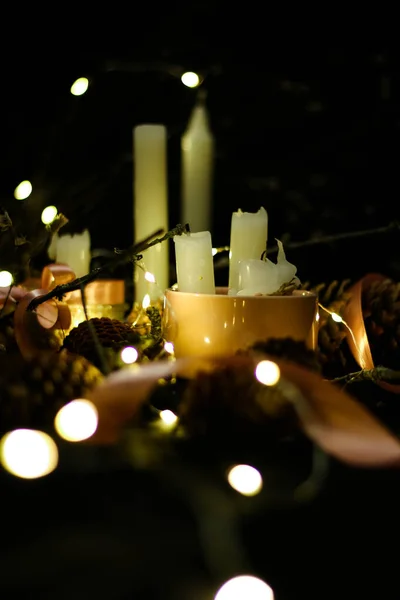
[362,278,400,370]
[0,350,103,435]
[178,361,300,443]
[62,317,144,372]
[239,337,321,373]
[303,279,356,377]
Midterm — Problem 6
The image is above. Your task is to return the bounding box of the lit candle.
[174,231,215,294]
[133,124,169,302]
[228,207,268,292]
[55,230,91,277]
[181,94,215,233]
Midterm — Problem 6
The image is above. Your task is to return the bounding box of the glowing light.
[255,360,281,386]
[316,311,320,322]
[54,399,98,442]
[121,346,138,364]
[0,429,58,479]
[227,464,263,497]
[14,180,32,200]
[331,312,343,323]
[41,205,58,225]
[0,271,13,287]
[215,575,274,600]
[212,247,218,256]
[142,294,151,309]
[160,410,178,425]
[164,341,174,354]
[70,77,89,96]
[181,71,200,88]
[204,336,211,344]
[144,271,156,283]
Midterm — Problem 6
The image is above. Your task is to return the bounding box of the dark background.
[1,38,400,287]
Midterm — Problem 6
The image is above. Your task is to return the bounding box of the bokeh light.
[0,429,58,479]
[121,346,139,364]
[70,77,89,96]
[255,360,281,386]
[215,575,274,600]
[54,399,98,442]
[227,464,263,496]
[181,71,201,88]
[14,180,32,200]
[41,205,58,225]
[0,271,13,287]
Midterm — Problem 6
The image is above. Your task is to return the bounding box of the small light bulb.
[41,205,58,225]
[181,71,201,88]
[160,410,178,425]
[331,312,343,323]
[164,341,174,354]
[14,180,32,200]
[54,399,98,442]
[144,271,156,283]
[0,271,13,287]
[255,360,280,386]
[121,346,138,364]
[142,294,151,309]
[70,77,89,96]
[227,464,263,496]
[212,248,218,256]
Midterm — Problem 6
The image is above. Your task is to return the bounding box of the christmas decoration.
[0,350,103,435]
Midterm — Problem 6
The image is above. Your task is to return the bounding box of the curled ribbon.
[0,264,76,360]
[343,273,400,394]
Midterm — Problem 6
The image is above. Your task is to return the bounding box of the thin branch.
[214,221,400,269]
[329,365,400,386]
[27,224,190,311]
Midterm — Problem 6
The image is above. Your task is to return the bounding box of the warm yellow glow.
[54,399,98,442]
[142,294,151,309]
[0,270,13,287]
[316,311,320,322]
[215,575,274,600]
[144,271,156,283]
[255,360,281,386]
[331,312,343,323]
[204,336,211,344]
[121,346,138,364]
[164,341,174,354]
[160,410,178,425]
[227,464,263,497]
[181,71,200,88]
[41,205,58,225]
[70,77,89,96]
[14,180,32,200]
[212,247,218,256]
[0,429,58,479]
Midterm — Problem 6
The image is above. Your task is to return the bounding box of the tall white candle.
[181,96,214,233]
[174,231,215,294]
[133,124,169,302]
[228,207,269,292]
[56,230,91,277]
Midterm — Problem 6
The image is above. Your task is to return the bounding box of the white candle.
[56,230,91,277]
[133,124,169,302]
[181,97,214,233]
[228,207,268,292]
[174,231,215,294]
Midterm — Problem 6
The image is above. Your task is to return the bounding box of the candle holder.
[163,287,318,376]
